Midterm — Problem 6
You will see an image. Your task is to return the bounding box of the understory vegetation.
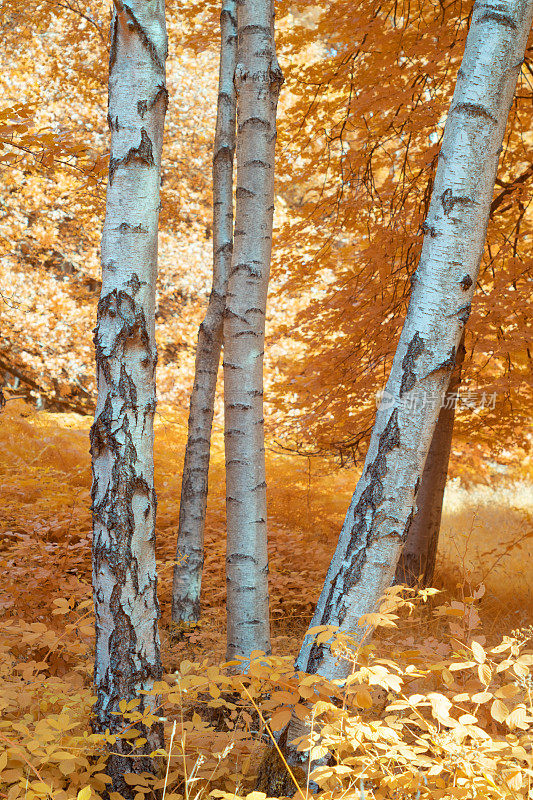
[1,401,531,800]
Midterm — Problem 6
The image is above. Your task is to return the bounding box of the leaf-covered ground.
[0,401,532,800]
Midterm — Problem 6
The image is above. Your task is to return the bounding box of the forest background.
[0,0,532,798]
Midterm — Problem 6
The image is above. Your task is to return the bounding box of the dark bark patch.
[422,221,440,237]
[118,363,137,405]
[477,10,517,29]
[433,347,456,373]
[305,410,401,673]
[245,159,269,168]
[240,23,270,35]
[452,102,497,125]
[107,113,120,131]
[137,100,148,117]
[402,507,415,542]
[116,222,148,234]
[214,144,235,164]
[227,553,257,564]
[457,303,471,324]
[236,186,255,198]
[440,188,474,217]
[231,260,262,277]
[216,241,233,256]
[126,273,145,295]
[151,84,169,113]
[111,0,166,74]
[109,15,118,73]
[109,129,154,185]
[460,274,473,290]
[235,329,260,338]
[238,116,269,132]
[400,331,424,397]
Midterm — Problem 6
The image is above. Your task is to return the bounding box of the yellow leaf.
[77,787,92,800]
[355,688,373,709]
[471,691,492,703]
[294,703,311,721]
[490,699,509,723]
[495,683,520,699]
[270,707,292,732]
[503,769,523,791]
[505,705,527,730]
[471,641,486,664]
[478,663,492,685]
[513,662,528,679]
[458,713,477,725]
[124,774,148,787]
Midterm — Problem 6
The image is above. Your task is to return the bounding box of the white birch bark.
[171,0,237,627]
[90,0,167,789]
[224,0,283,660]
[395,334,465,587]
[295,0,533,681]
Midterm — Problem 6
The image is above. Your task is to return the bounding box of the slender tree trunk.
[171,0,237,627]
[224,0,283,661]
[90,0,167,790]
[258,0,533,788]
[395,333,466,587]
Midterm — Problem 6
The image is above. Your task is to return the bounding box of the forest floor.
[1,400,532,800]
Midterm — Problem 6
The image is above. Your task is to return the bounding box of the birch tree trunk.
[257,1,533,789]
[295,0,533,681]
[224,0,283,661]
[171,0,237,628]
[90,0,167,789]
[395,333,466,587]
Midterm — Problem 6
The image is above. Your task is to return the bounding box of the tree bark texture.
[295,0,533,682]
[395,333,466,587]
[223,0,283,661]
[171,0,237,627]
[90,0,167,789]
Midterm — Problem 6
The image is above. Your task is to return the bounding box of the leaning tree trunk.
[223,0,283,661]
[90,0,167,790]
[258,0,533,789]
[171,0,237,628]
[395,333,466,587]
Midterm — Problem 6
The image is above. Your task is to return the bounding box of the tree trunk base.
[255,744,306,798]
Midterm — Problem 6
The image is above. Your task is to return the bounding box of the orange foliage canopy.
[267,0,533,468]
[0,0,216,412]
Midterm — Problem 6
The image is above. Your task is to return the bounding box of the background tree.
[395,333,466,586]
[223,0,283,660]
[90,0,167,788]
[172,0,237,629]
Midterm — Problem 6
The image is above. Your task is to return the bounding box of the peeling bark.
[395,333,466,587]
[171,0,237,627]
[224,0,283,660]
[258,0,533,788]
[90,0,167,790]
